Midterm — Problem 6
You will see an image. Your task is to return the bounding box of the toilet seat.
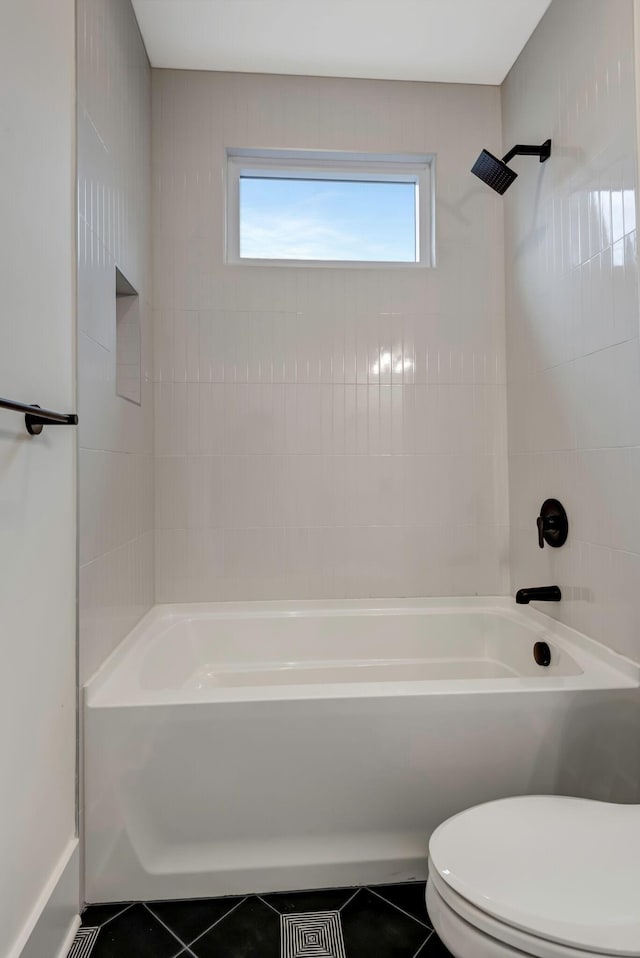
[426,874,625,958]
[428,796,640,957]
[427,869,626,958]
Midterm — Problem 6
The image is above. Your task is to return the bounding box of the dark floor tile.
[341,888,429,958]
[80,903,133,927]
[147,896,245,945]
[261,886,356,914]
[370,881,431,928]
[89,903,182,958]
[415,931,454,957]
[190,896,280,958]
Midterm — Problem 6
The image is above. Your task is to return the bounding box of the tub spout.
[515,585,561,604]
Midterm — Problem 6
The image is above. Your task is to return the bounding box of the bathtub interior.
[137,608,585,691]
[85,599,640,705]
[86,598,638,705]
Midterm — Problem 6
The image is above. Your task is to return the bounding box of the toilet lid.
[429,796,640,956]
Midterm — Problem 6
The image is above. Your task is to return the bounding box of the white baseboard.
[10,839,80,958]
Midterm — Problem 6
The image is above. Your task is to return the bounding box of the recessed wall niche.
[115,266,141,405]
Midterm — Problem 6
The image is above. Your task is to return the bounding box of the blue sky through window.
[239,176,417,262]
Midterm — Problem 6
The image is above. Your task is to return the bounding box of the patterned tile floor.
[72,882,453,958]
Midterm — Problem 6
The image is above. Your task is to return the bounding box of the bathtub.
[84,597,640,903]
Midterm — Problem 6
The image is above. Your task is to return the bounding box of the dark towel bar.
[0,396,78,435]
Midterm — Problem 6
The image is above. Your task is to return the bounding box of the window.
[226,148,434,267]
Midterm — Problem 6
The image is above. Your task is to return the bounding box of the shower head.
[471,150,517,194]
[471,139,551,194]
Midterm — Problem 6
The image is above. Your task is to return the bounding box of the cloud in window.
[240,177,416,262]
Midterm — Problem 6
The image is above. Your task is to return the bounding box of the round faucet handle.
[537,499,568,549]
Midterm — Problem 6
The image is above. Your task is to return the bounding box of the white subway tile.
[78,0,152,677]
[150,72,510,600]
[504,0,640,662]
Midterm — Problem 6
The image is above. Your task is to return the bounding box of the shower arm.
[502,140,552,165]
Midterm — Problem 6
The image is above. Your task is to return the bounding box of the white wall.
[503,0,640,661]
[0,1,78,955]
[152,71,509,601]
[77,0,153,684]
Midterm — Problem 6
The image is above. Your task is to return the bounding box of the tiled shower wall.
[152,71,509,601]
[77,0,153,682]
[503,0,640,661]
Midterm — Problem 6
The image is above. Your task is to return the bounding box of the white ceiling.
[132,0,553,85]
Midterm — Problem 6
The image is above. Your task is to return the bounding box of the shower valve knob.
[537,515,557,548]
[537,499,568,549]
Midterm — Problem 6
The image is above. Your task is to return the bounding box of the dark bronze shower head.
[471,149,518,194]
[471,139,551,194]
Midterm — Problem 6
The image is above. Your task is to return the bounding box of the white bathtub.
[84,598,640,903]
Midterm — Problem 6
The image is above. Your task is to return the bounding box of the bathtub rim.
[84,597,640,707]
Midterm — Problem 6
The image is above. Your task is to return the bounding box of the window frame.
[225,148,435,268]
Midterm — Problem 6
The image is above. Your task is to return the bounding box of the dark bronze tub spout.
[515,586,561,605]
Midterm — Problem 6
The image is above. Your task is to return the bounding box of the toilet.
[426,796,640,958]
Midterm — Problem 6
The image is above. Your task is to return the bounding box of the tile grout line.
[259,888,361,916]
[366,887,433,931]
[86,902,134,928]
[411,930,435,958]
[338,889,361,911]
[257,895,283,916]
[183,896,249,948]
[142,903,190,953]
